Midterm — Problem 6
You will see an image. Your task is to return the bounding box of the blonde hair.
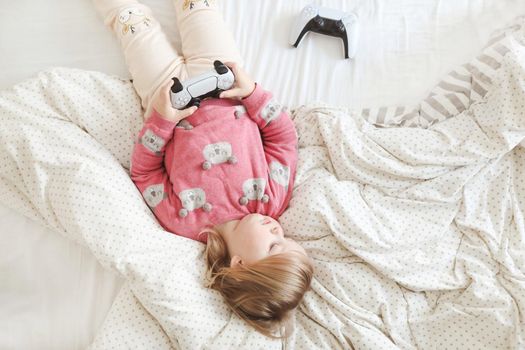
[202,227,314,338]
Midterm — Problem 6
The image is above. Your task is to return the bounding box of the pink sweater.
[130,85,298,243]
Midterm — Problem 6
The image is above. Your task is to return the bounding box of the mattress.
[1,0,525,349]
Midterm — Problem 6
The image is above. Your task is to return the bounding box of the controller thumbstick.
[171,77,183,93]
[214,60,228,75]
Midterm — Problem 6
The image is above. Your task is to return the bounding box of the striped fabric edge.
[362,15,524,129]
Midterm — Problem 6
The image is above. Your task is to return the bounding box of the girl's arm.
[219,63,298,164]
[130,109,178,197]
[240,84,298,165]
[220,63,298,204]
[241,85,298,213]
[130,81,197,224]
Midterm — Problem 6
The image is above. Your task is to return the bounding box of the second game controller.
[290,4,359,59]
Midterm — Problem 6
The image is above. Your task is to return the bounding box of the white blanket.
[1,16,525,350]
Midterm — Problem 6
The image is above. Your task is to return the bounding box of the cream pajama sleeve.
[92,0,242,116]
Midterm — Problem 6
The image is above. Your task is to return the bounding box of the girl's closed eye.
[261,217,272,225]
[269,242,279,253]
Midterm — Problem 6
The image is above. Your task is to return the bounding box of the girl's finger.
[223,61,237,69]
[162,78,177,95]
[223,62,239,76]
[220,88,242,99]
[179,106,198,119]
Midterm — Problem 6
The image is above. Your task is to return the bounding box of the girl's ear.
[230,255,243,268]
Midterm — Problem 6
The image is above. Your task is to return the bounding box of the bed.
[1,0,525,349]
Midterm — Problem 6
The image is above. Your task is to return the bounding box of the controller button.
[314,17,324,26]
[219,79,233,89]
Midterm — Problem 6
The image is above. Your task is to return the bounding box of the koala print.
[142,184,167,209]
[269,161,290,187]
[183,0,210,10]
[260,98,283,125]
[140,129,165,155]
[203,142,234,165]
[118,7,151,35]
[242,178,267,200]
[179,188,206,211]
[178,188,213,217]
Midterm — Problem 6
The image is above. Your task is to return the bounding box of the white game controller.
[290,4,359,59]
[170,60,235,109]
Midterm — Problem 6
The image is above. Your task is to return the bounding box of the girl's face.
[219,213,307,267]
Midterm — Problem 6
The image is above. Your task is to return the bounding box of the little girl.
[93,0,313,337]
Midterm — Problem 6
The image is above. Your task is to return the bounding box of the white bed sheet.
[1,0,525,349]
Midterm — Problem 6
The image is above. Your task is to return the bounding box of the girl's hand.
[152,79,198,122]
[219,62,256,100]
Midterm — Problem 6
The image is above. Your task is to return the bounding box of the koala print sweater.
[130,84,298,243]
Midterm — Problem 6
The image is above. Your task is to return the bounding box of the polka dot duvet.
[1,16,525,350]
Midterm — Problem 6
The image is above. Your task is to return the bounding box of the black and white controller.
[170,60,235,109]
[290,4,359,59]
